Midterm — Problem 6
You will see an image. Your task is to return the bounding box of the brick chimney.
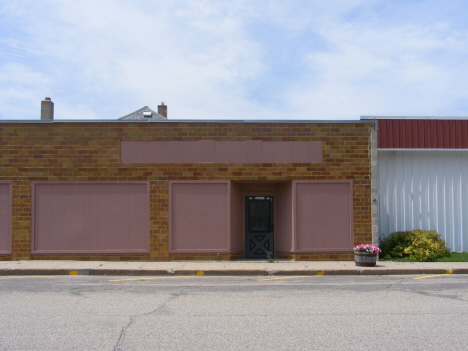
[158,102,167,118]
[41,97,54,120]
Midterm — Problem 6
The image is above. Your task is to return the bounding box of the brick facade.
[0,121,375,261]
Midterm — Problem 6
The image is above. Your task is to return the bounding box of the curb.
[1,268,467,276]
[0,269,69,276]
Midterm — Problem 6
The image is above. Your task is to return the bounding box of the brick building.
[0,104,377,261]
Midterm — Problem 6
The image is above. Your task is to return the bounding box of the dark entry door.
[245,196,274,259]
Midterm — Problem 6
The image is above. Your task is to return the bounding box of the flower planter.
[354,252,378,267]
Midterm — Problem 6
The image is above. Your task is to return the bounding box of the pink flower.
[354,243,381,253]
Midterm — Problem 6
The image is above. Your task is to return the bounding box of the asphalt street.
[1,274,468,350]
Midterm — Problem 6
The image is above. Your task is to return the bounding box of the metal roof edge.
[361,116,468,120]
[0,119,374,124]
[378,148,468,151]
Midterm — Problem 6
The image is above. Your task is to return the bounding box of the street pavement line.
[259,272,325,281]
[413,270,454,279]
[0,275,70,280]
[108,276,197,282]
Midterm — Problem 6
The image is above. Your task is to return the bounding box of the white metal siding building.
[379,150,468,252]
[363,117,468,252]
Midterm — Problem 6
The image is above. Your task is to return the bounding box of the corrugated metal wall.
[377,119,468,149]
[379,150,468,252]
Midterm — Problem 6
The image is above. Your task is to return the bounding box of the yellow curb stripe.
[413,270,454,280]
[108,276,197,282]
[69,270,79,276]
[0,275,70,280]
[259,272,325,281]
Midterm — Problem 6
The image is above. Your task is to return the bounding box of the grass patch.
[436,252,468,262]
[380,252,468,262]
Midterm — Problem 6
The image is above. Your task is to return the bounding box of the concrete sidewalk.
[1,259,468,276]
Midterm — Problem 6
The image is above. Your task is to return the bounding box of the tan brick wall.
[276,253,355,261]
[168,253,244,261]
[0,121,374,261]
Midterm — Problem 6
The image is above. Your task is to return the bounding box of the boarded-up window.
[170,182,229,252]
[0,182,12,254]
[294,181,353,252]
[32,182,149,254]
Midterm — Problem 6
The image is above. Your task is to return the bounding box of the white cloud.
[0,62,54,119]
[57,103,98,120]
[1,1,468,120]
[287,6,468,118]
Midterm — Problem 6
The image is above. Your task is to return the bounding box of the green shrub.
[380,229,450,262]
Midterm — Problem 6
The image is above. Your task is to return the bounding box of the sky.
[1,0,468,121]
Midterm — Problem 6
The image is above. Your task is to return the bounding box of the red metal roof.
[376,119,468,149]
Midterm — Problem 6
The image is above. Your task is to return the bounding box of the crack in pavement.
[113,293,182,351]
[143,293,181,316]
[114,316,135,351]
[409,289,468,302]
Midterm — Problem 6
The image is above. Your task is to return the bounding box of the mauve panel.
[183,141,200,163]
[157,141,174,163]
[88,184,148,250]
[121,141,324,163]
[169,141,185,163]
[170,182,228,251]
[261,141,278,163]
[34,184,85,250]
[246,140,262,163]
[199,140,216,162]
[32,182,149,253]
[295,181,352,251]
[214,141,231,163]
[136,141,159,163]
[276,141,293,162]
[120,141,137,163]
[307,141,322,163]
[146,141,160,163]
[230,141,247,163]
[292,142,308,163]
[0,183,11,254]
[230,182,244,252]
[275,182,293,252]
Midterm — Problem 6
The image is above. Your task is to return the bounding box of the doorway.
[245,196,274,259]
